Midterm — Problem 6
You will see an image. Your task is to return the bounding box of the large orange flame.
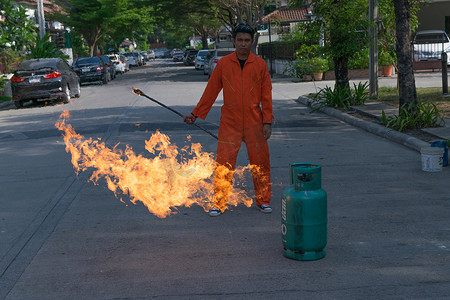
[55,111,254,218]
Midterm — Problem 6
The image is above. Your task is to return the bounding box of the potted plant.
[379,50,393,77]
[308,57,328,81]
[289,58,312,81]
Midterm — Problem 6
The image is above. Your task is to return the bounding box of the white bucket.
[421,147,444,172]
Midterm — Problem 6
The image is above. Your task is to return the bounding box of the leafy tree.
[68,30,90,57]
[210,0,276,52]
[140,0,274,51]
[188,11,222,50]
[29,33,69,59]
[0,0,35,52]
[106,0,156,51]
[152,25,195,49]
[290,0,369,90]
[0,0,35,73]
[156,0,275,51]
[52,0,138,56]
[52,0,158,55]
[149,0,218,49]
[51,0,110,56]
[290,0,421,113]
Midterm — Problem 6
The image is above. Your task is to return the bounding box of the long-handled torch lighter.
[132,88,218,140]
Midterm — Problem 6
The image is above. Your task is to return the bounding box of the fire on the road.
[55,111,254,218]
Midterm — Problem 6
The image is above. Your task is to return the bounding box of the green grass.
[378,87,450,105]
[0,95,11,104]
[0,77,11,104]
[378,87,450,118]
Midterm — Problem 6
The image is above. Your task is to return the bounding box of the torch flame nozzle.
[133,88,143,96]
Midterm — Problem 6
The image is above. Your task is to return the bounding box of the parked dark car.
[154,49,166,58]
[11,58,80,108]
[99,55,116,80]
[172,52,184,62]
[195,49,211,70]
[183,49,199,66]
[73,56,109,85]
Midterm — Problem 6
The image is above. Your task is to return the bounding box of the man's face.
[232,32,253,58]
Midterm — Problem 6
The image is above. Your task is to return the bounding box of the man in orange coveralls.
[184,24,273,217]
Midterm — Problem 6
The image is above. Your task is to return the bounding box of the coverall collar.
[232,51,257,64]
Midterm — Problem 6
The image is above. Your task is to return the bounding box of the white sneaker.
[209,208,221,217]
[257,204,272,214]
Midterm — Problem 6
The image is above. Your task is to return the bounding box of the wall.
[257,33,281,44]
[262,58,393,79]
[263,58,291,76]
[417,2,450,32]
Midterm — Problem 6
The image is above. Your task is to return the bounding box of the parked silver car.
[123,53,138,67]
[195,50,212,70]
[206,48,235,77]
[203,50,214,75]
[147,50,156,60]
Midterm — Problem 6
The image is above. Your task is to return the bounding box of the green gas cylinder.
[281,163,327,260]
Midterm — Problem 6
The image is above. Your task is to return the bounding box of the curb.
[296,96,429,153]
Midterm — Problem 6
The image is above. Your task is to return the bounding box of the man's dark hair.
[232,24,255,39]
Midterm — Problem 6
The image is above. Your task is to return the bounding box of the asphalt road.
[0,60,449,299]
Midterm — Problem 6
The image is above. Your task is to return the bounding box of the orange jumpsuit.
[192,51,273,210]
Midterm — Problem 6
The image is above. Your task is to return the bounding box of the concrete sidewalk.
[275,71,450,150]
[351,100,450,141]
[297,96,442,153]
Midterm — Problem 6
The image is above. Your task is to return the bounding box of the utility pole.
[268,18,273,78]
[37,0,46,39]
[369,0,379,98]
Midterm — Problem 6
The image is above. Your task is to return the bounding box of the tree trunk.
[251,32,260,54]
[393,0,417,113]
[201,28,209,50]
[84,26,103,57]
[89,45,94,57]
[334,56,349,90]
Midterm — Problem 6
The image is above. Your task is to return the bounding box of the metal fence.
[413,32,448,70]
[257,41,303,60]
